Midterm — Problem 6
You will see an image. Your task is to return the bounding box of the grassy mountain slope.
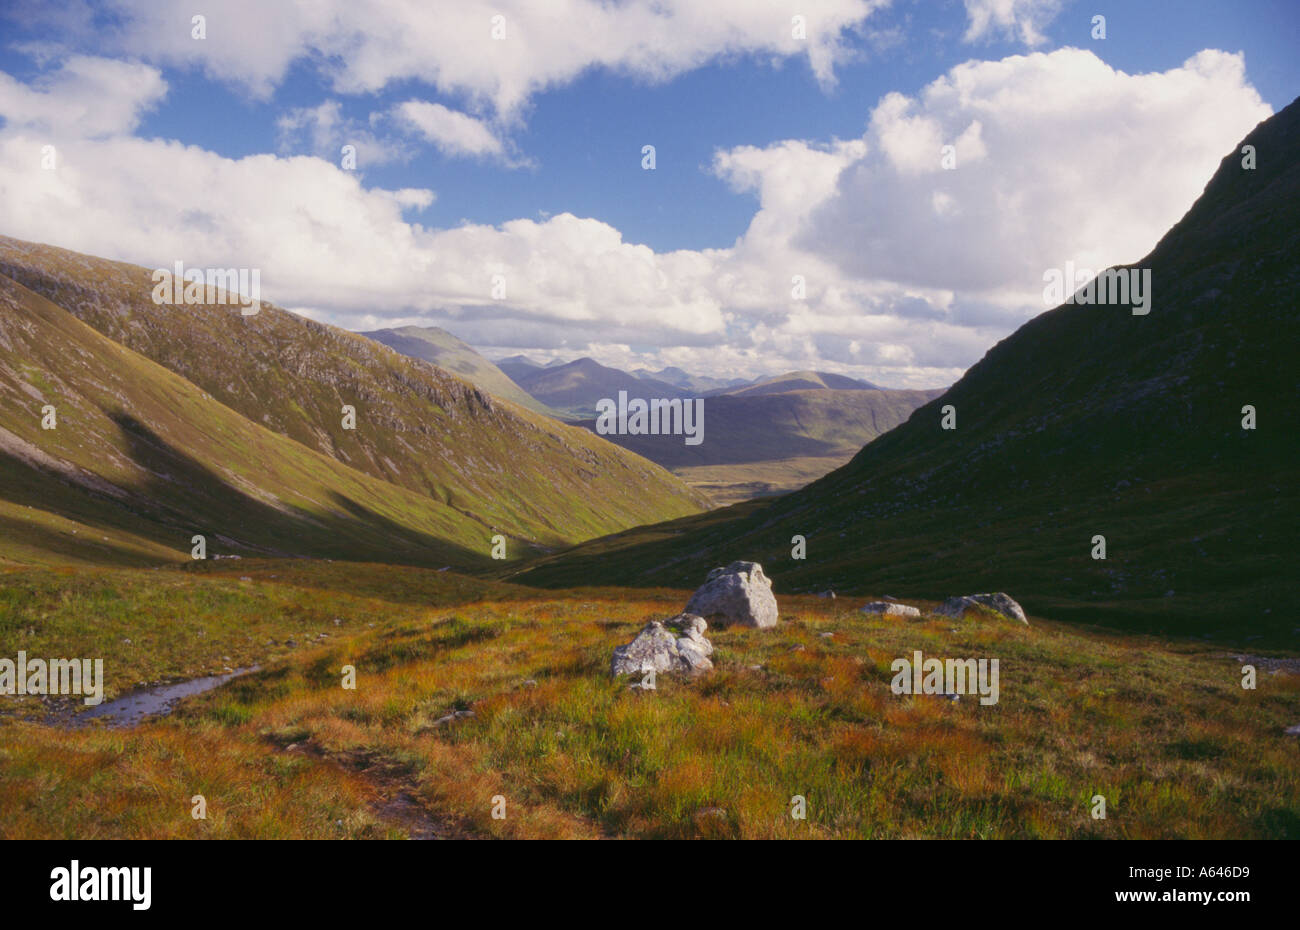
[0,273,506,567]
[0,237,708,552]
[361,325,562,418]
[513,100,1300,643]
[576,387,942,504]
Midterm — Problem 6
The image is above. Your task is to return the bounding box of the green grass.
[2,560,1296,839]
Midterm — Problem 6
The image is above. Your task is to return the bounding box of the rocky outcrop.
[935,592,1028,624]
[860,601,921,618]
[684,561,778,628]
[610,613,714,676]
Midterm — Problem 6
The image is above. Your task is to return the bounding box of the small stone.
[935,593,1028,625]
[861,601,921,618]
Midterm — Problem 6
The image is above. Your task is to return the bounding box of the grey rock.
[860,601,921,618]
[611,614,714,677]
[430,709,476,727]
[685,561,779,628]
[935,592,1028,624]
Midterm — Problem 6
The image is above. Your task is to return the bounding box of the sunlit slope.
[0,273,511,567]
[0,237,708,548]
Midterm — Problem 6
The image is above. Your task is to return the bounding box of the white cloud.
[0,47,1274,390]
[0,55,166,137]
[394,101,506,160]
[91,0,885,116]
[962,0,1064,47]
[276,100,413,168]
[799,48,1271,300]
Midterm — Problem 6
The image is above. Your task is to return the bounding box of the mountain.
[576,387,942,505]
[0,237,709,565]
[362,325,560,417]
[496,354,543,382]
[0,273,493,567]
[715,370,882,396]
[507,357,690,419]
[632,366,750,393]
[513,100,1300,643]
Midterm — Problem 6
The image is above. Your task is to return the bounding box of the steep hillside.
[577,387,942,504]
[362,325,562,418]
[0,274,500,567]
[509,357,689,419]
[0,237,708,552]
[514,100,1300,642]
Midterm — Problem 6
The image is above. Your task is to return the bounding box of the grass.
[2,560,1297,839]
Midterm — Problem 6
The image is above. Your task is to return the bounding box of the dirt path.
[270,735,484,840]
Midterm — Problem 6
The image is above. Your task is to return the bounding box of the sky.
[0,0,1295,388]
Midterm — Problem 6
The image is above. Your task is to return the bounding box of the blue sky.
[0,1,1295,385]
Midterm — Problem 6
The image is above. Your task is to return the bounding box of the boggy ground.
[1,559,1297,839]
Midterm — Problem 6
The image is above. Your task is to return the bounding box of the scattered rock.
[684,561,778,628]
[816,590,836,599]
[860,601,921,618]
[430,710,476,727]
[935,592,1028,624]
[1285,724,1300,737]
[610,614,714,677]
[520,679,538,688]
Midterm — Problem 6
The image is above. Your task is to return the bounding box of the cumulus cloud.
[799,47,1271,300]
[0,47,1273,389]
[0,54,166,137]
[77,0,885,116]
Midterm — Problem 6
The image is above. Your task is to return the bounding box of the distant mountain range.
[513,98,1300,643]
[0,237,707,567]
[632,366,749,393]
[716,370,882,396]
[500,356,689,420]
[361,339,940,504]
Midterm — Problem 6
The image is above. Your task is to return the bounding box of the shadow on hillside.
[0,413,492,570]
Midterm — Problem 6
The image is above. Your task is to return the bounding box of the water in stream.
[75,667,257,727]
